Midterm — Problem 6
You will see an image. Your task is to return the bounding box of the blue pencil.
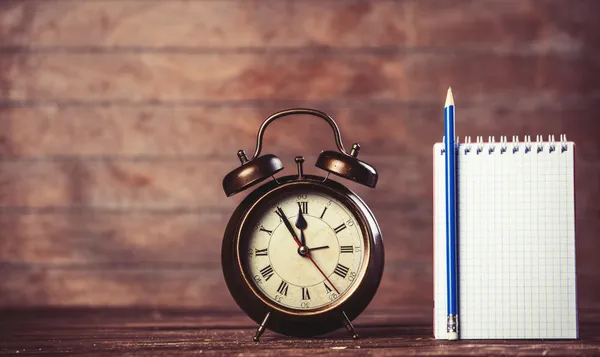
[444,87,459,340]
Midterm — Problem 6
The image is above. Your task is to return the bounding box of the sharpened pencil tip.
[445,87,454,108]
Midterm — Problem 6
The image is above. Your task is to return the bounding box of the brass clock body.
[222,174,384,337]
[220,108,384,339]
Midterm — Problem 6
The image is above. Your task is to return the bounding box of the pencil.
[444,87,459,340]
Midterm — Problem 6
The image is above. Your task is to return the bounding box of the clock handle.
[251,108,378,188]
[250,108,349,159]
[223,108,378,196]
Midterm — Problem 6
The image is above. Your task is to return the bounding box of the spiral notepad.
[433,135,577,339]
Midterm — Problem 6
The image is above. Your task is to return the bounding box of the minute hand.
[275,207,340,294]
[276,207,302,247]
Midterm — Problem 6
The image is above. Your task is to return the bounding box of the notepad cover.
[433,140,577,339]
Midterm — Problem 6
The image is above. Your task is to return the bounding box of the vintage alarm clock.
[221,108,384,341]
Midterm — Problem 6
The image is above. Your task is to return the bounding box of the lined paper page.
[433,141,577,339]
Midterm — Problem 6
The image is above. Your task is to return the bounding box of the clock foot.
[342,311,359,340]
[253,311,271,342]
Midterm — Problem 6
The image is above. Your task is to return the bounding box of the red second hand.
[277,207,341,295]
[305,253,340,295]
[289,231,340,294]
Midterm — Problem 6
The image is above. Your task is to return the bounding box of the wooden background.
[0,0,599,312]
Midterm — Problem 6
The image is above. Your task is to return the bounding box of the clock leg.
[342,311,359,340]
[253,311,271,342]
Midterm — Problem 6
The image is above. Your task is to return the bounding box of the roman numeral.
[340,245,353,254]
[297,201,308,215]
[259,265,274,281]
[255,248,268,256]
[276,280,289,296]
[334,223,347,234]
[302,287,311,300]
[320,207,328,219]
[275,208,284,221]
[324,282,332,293]
[259,226,273,235]
[333,264,350,278]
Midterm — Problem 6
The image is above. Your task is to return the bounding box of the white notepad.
[433,136,577,339]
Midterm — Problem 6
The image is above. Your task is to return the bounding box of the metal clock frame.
[222,174,384,340]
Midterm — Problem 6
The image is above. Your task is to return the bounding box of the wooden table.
[1,308,599,356]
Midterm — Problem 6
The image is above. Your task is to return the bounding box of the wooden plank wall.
[1,0,599,310]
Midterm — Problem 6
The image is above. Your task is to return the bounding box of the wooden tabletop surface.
[1,307,599,356]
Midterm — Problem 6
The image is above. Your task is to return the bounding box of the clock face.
[239,190,367,312]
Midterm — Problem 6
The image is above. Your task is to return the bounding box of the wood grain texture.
[1,0,599,311]
[0,157,597,212]
[0,265,232,308]
[0,262,433,308]
[1,308,600,356]
[1,105,599,159]
[3,53,599,103]
[0,212,598,308]
[2,0,599,52]
[0,210,597,267]
[0,210,432,264]
[0,157,437,209]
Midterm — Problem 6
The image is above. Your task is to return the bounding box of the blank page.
[433,139,577,339]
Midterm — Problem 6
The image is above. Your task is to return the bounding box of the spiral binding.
[440,134,569,154]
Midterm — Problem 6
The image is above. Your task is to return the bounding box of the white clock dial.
[242,191,366,311]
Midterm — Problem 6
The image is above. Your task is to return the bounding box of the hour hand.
[299,230,306,247]
[295,206,308,246]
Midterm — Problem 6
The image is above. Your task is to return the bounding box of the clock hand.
[305,254,340,294]
[295,206,308,246]
[276,207,302,248]
[276,207,340,294]
[307,245,329,252]
[299,230,307,247]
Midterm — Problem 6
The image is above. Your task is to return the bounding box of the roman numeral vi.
[301,287,311,300]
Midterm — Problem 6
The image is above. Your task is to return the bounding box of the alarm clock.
[221,108,384,341]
